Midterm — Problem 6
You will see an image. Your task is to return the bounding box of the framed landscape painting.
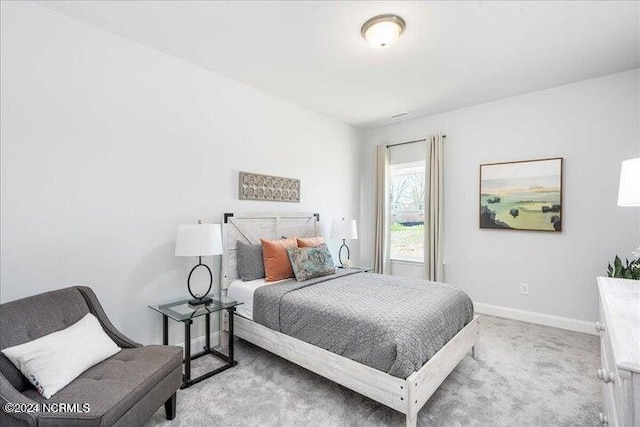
[479,157,563,232]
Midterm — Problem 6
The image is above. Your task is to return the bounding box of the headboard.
[221,212,320,289]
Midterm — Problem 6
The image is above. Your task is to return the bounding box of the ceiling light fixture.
[361,14,406,48]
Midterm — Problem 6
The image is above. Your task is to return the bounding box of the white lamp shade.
[330,219,358,240]
[175,223,223,256]
[618,157,640,207]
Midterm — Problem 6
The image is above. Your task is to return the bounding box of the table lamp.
[618,157,640,207]
[330,218,358,266]
[175,221,223,306]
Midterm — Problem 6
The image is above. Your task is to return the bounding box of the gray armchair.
[0,286,182,426]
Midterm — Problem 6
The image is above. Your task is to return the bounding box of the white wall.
[0,2,362,345]
[362,70,640,323]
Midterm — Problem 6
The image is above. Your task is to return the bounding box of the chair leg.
[165,392,177,420]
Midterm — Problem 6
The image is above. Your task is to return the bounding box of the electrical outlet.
[520,283,529,295]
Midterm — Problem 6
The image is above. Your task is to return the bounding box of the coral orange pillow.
[297,236,325,248]
[261,237,298,281]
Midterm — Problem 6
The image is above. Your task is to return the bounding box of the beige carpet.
[147,315,600,427]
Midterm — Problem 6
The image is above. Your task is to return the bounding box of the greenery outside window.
[389,161,426,261]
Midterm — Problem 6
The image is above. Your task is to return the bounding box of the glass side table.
[336,266,374,272]
[148,297,243,389]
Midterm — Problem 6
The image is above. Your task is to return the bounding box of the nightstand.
[149,296,243,389]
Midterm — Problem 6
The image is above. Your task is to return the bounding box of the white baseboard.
[474,302,597,336]
[177,331,221,350]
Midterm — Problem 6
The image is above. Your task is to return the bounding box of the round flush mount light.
[361,14,406,48]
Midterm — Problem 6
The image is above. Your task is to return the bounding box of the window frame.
[388,160,426,263]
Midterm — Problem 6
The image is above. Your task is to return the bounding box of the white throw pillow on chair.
[2,312,121,399]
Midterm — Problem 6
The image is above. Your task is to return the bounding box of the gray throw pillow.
[286,244,336,282]
[237,241,265,281]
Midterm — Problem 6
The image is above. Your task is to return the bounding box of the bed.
[221,212,480,427]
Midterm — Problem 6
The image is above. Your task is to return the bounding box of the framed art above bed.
[238,172,301,203]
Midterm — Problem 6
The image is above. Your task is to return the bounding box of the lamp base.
[188,296,213,307]
[338,239,350,266]
[186,258,214,307]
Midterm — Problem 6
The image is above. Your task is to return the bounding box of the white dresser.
[597,277,640,427]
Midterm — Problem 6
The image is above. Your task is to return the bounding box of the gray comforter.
[253,270,474,379]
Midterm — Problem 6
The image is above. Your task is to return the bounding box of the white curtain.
[374,144,390,274]
[424,134,444,281]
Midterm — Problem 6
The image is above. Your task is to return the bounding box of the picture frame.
[479,157,563,232]
[238,171,300,203]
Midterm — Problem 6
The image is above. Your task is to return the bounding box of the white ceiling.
[39,1,640,130]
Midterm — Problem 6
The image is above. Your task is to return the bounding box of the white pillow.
[2,313,121,399]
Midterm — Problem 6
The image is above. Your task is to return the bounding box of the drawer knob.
[599,412,608,424]
[597,369,615,383]
[595,321,605,332]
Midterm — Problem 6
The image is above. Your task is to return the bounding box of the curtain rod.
[386,135,446,148]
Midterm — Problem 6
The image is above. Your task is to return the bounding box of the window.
[389,161,425,261]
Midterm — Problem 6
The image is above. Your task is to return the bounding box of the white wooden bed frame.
[221,212,480,427]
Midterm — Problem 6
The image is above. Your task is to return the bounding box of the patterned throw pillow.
[287,244,336,281]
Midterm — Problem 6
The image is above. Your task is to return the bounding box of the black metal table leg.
[162,315,168,345]
[205,312,211,351]
[228,306,235,363]
[182,319,192,388]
